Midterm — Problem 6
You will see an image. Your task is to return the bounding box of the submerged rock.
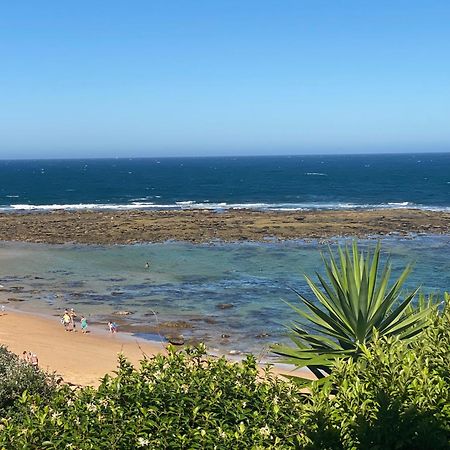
[160,320,192,329]
[7,297,25,302]
[216,303,234,310]
[9,286,24,292]
[112,310,133,316]
[256,332,271,339]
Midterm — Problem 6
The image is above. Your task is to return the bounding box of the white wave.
[2,201,450,213]
[387,202,410,206]
[8,202,155,211]
[305,172,327,176]
[175,201,196,205]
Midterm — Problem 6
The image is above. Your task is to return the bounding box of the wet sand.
[0,208,449,244]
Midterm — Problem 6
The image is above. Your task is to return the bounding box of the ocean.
[1,153,449,357]
[1,153,449,211]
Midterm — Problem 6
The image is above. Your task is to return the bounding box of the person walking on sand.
[108,321,118,333]
[81,316,88,333]
[62,311,71,331]
[69,308,77,331]
[22,350,29,363]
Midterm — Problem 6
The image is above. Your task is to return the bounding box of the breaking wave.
[2,200,450,212]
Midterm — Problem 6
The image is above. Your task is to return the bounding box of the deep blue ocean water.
[1,153,449,211]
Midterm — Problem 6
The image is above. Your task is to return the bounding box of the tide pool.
[0,236,449,356]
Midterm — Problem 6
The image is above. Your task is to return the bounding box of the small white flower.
[86,403,97,413]
[137,437,150,447]
[51,411,62,421]
[259,425,271,437]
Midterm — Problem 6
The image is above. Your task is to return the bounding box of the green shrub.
[0,346,57,417]
[0,304,449,449]
[0,345,309,449]
[304,306,450,449]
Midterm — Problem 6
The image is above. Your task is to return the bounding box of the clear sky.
[1,1,449,158]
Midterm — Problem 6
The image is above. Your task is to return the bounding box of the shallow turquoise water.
[1,236,449,356]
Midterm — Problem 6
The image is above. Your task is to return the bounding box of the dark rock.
[160,321,192,329]
[7,297,25,302]
[221,334,230,339]
[204,317,219,324]
[166,334,185,345]
[216,303,234,310]
[256,333,271,339]
[112,310,133,316]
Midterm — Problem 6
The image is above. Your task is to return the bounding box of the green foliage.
[273,242,433,380]
[0,345,308,449]
[305,305,450,449]
[0,313,449,450]
[0,346,57,417]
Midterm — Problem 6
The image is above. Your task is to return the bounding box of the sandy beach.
[0,310,167,386]
[0,310,307,386]
[0,208,449,244]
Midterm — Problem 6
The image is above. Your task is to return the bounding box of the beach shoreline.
[0,208,449,244]
[0,309,309,386]
[0,308,167,386]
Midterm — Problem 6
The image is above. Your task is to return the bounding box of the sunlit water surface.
[1,236,449,357]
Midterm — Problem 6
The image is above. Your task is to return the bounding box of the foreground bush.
[0,346,308,449]
[0,346,56,417]
[0,306,449,449]
[305,305,450,449]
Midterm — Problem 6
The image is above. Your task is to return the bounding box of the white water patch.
[3,200,450,213]
[7,202,156,211]
[387,202,410,207]
[305,172,327,176]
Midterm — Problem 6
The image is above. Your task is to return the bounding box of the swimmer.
[145,261,150,269]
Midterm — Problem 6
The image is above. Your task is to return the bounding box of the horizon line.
[1,150,450,162]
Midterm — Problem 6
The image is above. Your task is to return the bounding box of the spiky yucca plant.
[273,242,434,381]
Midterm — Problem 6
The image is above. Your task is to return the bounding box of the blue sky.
[1,1,449,158]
